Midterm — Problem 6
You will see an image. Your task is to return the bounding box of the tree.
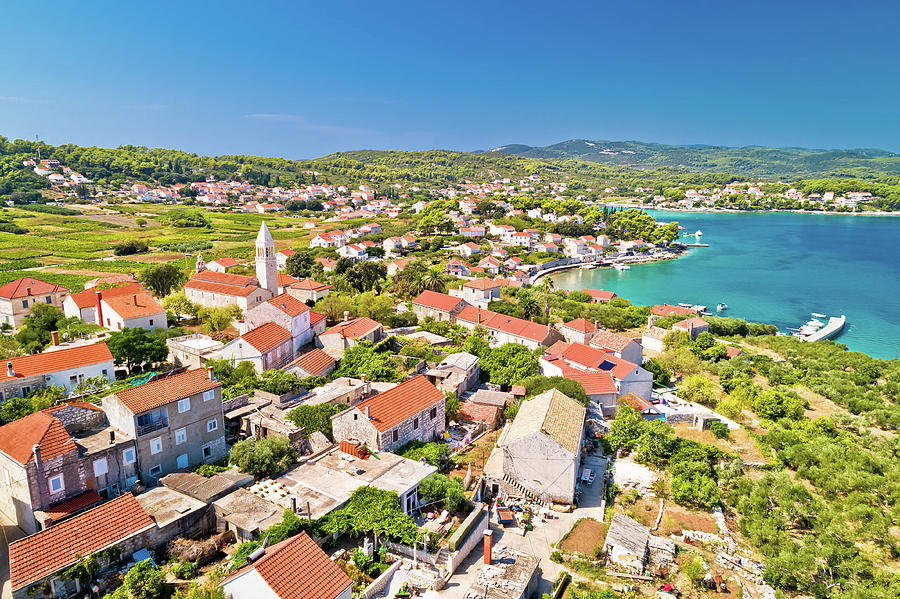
[106,559,167,599]
[444,392,460,424]
[314,294,353,325]
[520,375,589,405]
[334,341,401,382]
[0,386,62,424]
[164,209,210,228]
[679,374,717,406]
[106,328,167,374]
[162,292,201,321]
[229,435,298,477]
[15,304,68,353]
[286,403,346,441]
[605,406,645,451]
[284,249,316,279]
[643,358,672,387]
[681,553,706,587]
[139,262,187,297]
[199,305,241,336]
[354,291,394,323]
[479,343,539,387]
[418,473,468,512]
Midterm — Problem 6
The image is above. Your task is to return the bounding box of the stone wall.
[331,407,379,447]
[379,400,445,453]
[51,404,105,434]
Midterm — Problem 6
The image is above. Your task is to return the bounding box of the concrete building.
[0,342,115,401]
[166,334,225,369]
[452,278,501,308]
[565,371,619,415]
[541,341,653,399]
[496,389,585,504]
[0,403,138,534]
[102,369,227,483]
[411,290,467,322]
[99,292,167,332]
[218,322,294,374]
[0,277,70,329]
[331,375,445,453]
[221,533,353,599]
[242,293,313,355]
[207,257,240,273]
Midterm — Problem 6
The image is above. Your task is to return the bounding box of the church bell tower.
[255,222,277,295]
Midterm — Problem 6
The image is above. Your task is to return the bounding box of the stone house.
[425,352,480,397]
[241,293,313,355]
[589,329,643,364]
[316,316,383,355]
[166,334,225,370]
[8,494,156,599]
[0,277,70,329]
[456,306,562,350]
[0,403,138,534]
[558,318,598,345]
[102,368,227,483]
[673,316,710,340]
[0,342,115,401]
[604,513,650,574]
[284,348,337,378]
[565,372,619,415]
[99,292,167,331]
[331,375,445,453]
[219,322,294,374]
[284,278,332,304]
[541,341,653,399]
[412,290,467,323]
[184,269,272,313]
[497,389,585,504]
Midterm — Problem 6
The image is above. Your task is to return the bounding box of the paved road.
[1,515,26,599]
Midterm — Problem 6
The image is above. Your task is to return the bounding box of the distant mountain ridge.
[485,139,900,179]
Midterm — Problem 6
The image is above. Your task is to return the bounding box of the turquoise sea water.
[550,210,900,359]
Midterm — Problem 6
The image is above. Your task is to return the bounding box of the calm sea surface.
[550,210,900,359]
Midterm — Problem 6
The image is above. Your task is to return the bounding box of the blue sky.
[2,1,898,158]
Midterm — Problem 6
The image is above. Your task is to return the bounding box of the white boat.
[614,263,630,271]
[806,319,825,328]
[717,302,728,311]
[811,312,827,319]
[694,230,703,236]
[678,302,693,308]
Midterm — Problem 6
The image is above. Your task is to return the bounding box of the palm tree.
[537,278,555,317]
[421,268,445,293]
[519,295,541,319]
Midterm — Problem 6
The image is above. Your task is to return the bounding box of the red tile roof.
[0,277,70,299]
[725,346,743,358]
[44,490,102,523]
[618,393,653,412]
[112,368,221,414]
[0,342,114,384]
[565,371,617,395]
[413,290,466,313]
[463,278,500,290]
[0,410,76,465]
[352,375,444,432]
[673,317,709,331]
[102,292,165,320]
[210,257,240,267]
[223,533,352,599]
[562,318,596,333]
[308,311,326,327]
[289,279,332,292]
[459,402,500,424]
[456,306,554,343]
[582,288,616,302]
[323,317,382,340]
[590,329,635,353]
[9,494,155,591]
[651,304,697,317]
[240,322,293,353]
[266,293,309,317]
[68,283,145,309]
[192,269,257,288]
[286,348,336,376]
[185,278,260,297]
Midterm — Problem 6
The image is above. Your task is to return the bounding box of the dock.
[803,315,846,342]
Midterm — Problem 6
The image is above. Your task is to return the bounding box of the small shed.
[604,513,650,574]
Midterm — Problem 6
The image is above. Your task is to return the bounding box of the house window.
[93,458,108,477]
[123,448,136,465]
[202,445,212,459]
[413,418,419,430]
[149,465,162,477]
[175,427,187,445]
[203,389,214,401]
[177,397,190,413]
[207,419,218,432]
[149,319,154,326]
[102,369,108,377]
[45,296,52,304]
[430,407,437,419]
[176,454,189,469]
[70,375,78,386]
[21,300,28,309]
[49,475,64,494]
[150,437,162,455]
[392,430,398,443]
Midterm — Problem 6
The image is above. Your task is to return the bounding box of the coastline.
[608,203,900,217]
[532,251,684,283]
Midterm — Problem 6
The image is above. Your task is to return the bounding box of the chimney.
[343,310,350,322]
[95,291,104,327]
[7,361,14,378]
[132,294,138,305]
[291,496,297,513]
[207,367,216,381]
[483,529,493,565]
[26,286,32,296]
[32,444,42,466]
[365,405,371,419]
[360,374,366,384]
[109,430,115,445]
[51,331,59,346]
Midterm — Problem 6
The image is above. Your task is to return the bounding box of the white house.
[241,293,312,355]
[99,292,167,332]
[0,342,115,400]
[218,322,294,374]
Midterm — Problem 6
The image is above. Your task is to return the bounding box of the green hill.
[487,139,900,179]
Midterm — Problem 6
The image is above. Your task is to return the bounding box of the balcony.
[137,418,168,436]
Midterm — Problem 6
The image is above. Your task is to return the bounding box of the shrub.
[229,435,298,477]
[113,239,149,256]
[708,420,730,439]
[170,561,197,580]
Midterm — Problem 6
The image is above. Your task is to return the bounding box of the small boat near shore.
[717,302,728,311]
[791,313,847,342]
[614,263,630,271]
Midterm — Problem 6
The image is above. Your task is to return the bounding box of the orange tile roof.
[457,306,554,343]
[308,311,326,326]
[286,348,336,376]
[112,368,221,414]
[223,533,352,599]
[562,318,596,333]
[674,317,709,330]
[0,410,76,465]
[185,278,260,297]
[277,273,300,287]
[266,293,309,317]
[459,402,500,424]
[289,278,332,292]
[590,329,635,353]
[352,375,444,432]
[240,322,292,353]
[565,371,617,395]
[0,342,114,384]
[102,292,165,320]
[210,257,239,267]
[44,490,102,523]
[69,283,146,309]
[192,269,257,287]
[618,393,653,412]
[85,274,136,289]
[651,304,697,317]
[8,494,155,591]
[413,290,466,313]
[322,317,381,340]
[463,278,500,290]
[0,277,69,299]
[546,341,640,380]
[581,288,616,301]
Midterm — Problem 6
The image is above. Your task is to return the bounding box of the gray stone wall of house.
[0,373,44,401]
[502,433,578,504]
[51,405,105,433]
[331,408,379,448]
[0,453,36,534]
[378,400,446,453]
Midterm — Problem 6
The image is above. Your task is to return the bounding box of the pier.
[803,315,846,342]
